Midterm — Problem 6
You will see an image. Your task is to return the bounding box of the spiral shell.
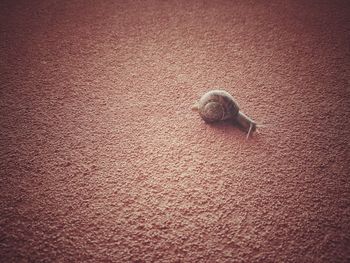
[196,90,240,123]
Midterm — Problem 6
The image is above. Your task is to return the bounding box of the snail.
[192,90,259,139]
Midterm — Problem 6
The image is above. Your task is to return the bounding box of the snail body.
[192,89,257,138]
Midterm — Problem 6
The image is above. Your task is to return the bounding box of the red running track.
[1,1,350,262]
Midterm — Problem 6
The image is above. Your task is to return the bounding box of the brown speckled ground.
[1,0,350,262]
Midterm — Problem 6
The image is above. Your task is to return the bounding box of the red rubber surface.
[1,1,350,262]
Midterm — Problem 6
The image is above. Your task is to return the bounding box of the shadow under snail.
[192,90,261,139]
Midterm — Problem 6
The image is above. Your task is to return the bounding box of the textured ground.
[1,0,350,262]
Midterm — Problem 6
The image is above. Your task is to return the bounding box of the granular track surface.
[1,1,350,262]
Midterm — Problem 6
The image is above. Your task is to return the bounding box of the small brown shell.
[196,90,240,123]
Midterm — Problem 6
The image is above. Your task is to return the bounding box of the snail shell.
[193,90,240,123]
[193,89,258,138]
